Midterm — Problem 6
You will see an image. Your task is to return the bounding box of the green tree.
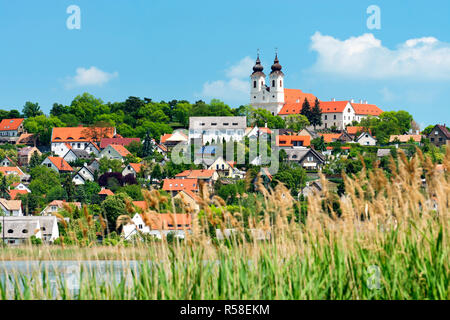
[310,98,323,129]
[101,193,130,233]
[29,166,61,196]
[24,115,64,145]
[22,102,44,118]
[29,151,41,168]
[285,114,310,132]
[311,136,326,151]
[300,98,312,122]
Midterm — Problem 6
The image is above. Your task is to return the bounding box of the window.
[261,81,263,86]
[22,229,28,234]
[253,81,256,88]
[333,115,336,120]
[139,224,143,229]
[272,80,275,87]
[325,115,328,120]
[280,80,282,87]
[211,123,217,126]
[223,123,229,126]
[232,123,238,126]
[7,229,13,233]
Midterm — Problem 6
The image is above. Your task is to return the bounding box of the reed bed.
[0,148,448,299]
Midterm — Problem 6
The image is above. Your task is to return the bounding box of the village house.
[389,134,424,145]
[0,216,59,245]
[63,147,92,163]
[72,163,97,185]
[0,118,25,144]
[284,148,326,170]
[40,200,81,216]
[10,182,31,192]
[122,163,143,178]
[18,146,41,166]
[16,133,36,146]
[100,144,131,161]
[0,217,41,245]
[245,126,272,140]
[426,124,450,147]
[1,156,15,167]
[189,116,247,145]
[173,190,202,213]
[175,169,219,185]
[299,128,320,140]
[0,199,23,216]
[356,132,377,146]
[162,178,199,195]
[51,126,115,157]
[276,135,310,148]
[301,180,323,197]
[207,156,243,178]
[7,189,29,200]
[98,188,115,201]
[41,156,73,174]
[160,131,189,150]
[122,213,191,240]
[0,166,26,179]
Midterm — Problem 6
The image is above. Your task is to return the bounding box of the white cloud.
[379,87,395,102]
[309,32,450,80]
[65,66,118,88]
[198,56,252,102]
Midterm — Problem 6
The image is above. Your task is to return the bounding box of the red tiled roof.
[51,127,115,142]
[318,133,342,143]
[175,169,216,179]
[0,118,24,131]
[160,134,172,144]
[47,200,81,209]
[346,126,364,135]
[162,178,198,192]
[47,157,73,172]
[98,189,114,196]
[276,135,311,147]
[351,103,383,116]
[133,201,148,212]
[142,213,191,230]
[109,144,131,157]
[178,189,202,202]
[7,189,28,200]
[127,163,143,173]
[284,89,317,105]
[0,167,24,176]
[100,137,140,149]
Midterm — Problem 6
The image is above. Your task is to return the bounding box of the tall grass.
[0,148,448,299]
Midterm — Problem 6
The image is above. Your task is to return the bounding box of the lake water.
[0,260,142,299]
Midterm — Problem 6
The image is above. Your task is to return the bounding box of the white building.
[0,216,59,245]
[51,127,113,157]
[72,163,96,185]
[250,54,285,115]
[122,213,191,240]
[0,199,23,216]
[189,116,247,145]
[356,132,377,146]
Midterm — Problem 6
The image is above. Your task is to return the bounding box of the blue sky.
[0,0,449,127]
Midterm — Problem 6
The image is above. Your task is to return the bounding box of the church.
[249,54,383,130]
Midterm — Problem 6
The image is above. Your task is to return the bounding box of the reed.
[0,148,448,299]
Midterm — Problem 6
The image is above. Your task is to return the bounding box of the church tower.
[250,53,266,106]
[249,52,285,115]
[268,53,285,114]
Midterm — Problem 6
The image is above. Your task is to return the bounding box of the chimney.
[264,122,267,128]
[360,99,363,103]
[350,99,354,103]
[365,100,368,104]
[332,98,336,102]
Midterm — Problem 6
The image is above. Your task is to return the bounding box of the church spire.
[270,51,283,74]
[252,50,264,75]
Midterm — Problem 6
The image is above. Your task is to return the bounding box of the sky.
[0,0,449,128]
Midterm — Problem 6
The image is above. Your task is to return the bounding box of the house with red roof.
[41,156,73,173]
[0,166,25,178]
[276,135,311,148]
[7,189,29,200]
[175,169,218,184]
[0,118,25,144]
[122,163,143,177]
[162,178,199,195]
[99,144,131,161]
[51,126,115,157]
[1,156,15,167]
